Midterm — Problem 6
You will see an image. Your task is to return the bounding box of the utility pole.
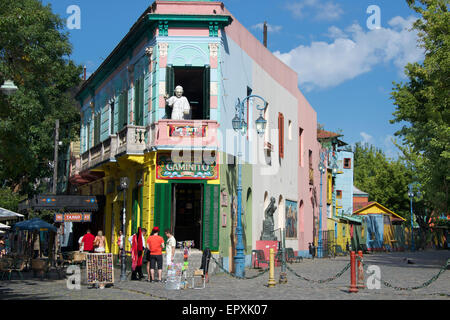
[52,119,59,194]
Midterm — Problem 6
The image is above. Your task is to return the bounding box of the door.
[203,184,220,251]
[154,183,172,242]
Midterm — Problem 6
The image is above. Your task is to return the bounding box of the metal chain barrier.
[360,257,449,291]
[210,255,269,279]
[285,262,351,283]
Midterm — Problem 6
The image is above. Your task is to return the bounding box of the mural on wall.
[285,200,298,239]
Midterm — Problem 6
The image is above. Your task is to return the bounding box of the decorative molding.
[158,20,169,37]
[208,43,219,57]
[209,21,219,37]
[145,46,154,61]
[158,42,169,57]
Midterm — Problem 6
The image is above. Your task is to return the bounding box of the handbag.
[143,248,150,264]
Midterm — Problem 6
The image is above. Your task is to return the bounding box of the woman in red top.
[146,227,164,282]
[131,227,145,280]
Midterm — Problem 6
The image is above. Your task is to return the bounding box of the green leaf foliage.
[391,0,449,214]
[353,142,413,220]
[0,0,82,196]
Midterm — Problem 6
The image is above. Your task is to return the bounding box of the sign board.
[86,253,114,285]
[168,125,207,137]
[54,213,92,223]
[156,153,219,180]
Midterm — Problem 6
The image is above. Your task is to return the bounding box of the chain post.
[349,251,358,293]
[268,248,276,287]
[357,250,365,289]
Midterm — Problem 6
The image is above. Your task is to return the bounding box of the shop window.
[344,158,351,169]
[165,65,210,120]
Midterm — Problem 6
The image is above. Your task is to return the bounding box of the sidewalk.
[0,249,449,300]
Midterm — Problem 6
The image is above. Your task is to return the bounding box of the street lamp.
[408,182,421,252]
[232,95,267,278]
[119,177,129,281]
[317,150,327,258]
[0,79,18,96]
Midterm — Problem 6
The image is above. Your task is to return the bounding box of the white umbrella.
[0,222,10,229]
[0,207,24,221]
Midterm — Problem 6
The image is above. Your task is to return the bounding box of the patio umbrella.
[13,218,57,232]
[0,222,10,229]
[0,207,24,221]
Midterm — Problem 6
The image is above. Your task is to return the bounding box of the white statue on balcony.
[164,85,191,120]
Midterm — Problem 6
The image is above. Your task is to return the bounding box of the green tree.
[390,0,449,214]
[353,142,413,219]
[0,0,82,196]
[0,187,24,212]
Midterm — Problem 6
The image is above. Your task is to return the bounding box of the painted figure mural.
[285,200,298,239]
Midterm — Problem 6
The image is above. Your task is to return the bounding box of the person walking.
[129,227,146,280]
[117,230,124,264]
[94,231,106,253]
[81,229,95,253]
[146,226,164,282]
[164,229,176,267]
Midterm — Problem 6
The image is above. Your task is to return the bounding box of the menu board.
[86,253,114,285]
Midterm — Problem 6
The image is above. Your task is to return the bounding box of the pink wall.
[153,1,226,15]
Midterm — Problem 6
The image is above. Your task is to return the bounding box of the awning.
[0,207,24,221]
[0,222,11,229]
[18,195,104,212]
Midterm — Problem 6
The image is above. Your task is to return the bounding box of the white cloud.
[325,26,348,39]
[285,0,344,21]
[360,132,373,144]
[273,16,424,91]
[251,23,283,33]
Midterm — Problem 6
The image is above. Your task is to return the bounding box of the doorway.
[172,183,203,249]
[166,65,210,120]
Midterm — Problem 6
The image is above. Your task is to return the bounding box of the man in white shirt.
[164,85,191,120]
[164,229,176,267]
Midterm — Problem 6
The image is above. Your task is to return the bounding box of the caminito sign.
[156,153,219,180]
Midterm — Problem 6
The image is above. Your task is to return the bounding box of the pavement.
[0,249,449,300]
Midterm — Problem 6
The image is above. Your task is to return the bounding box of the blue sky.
[43,0,422,159]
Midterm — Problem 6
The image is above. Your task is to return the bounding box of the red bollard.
[357,250,365,289]
[349,251,359,293]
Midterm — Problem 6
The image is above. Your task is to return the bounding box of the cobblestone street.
[1,250,449,300]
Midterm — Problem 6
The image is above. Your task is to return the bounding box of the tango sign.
[55,213,92,223]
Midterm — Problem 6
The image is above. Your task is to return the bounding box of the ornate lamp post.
[317,150,326,258]
[232,95,267,278]
[119,177,129,281]
[408,182,421,252]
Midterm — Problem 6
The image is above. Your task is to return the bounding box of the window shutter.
[278,113,284,158]
[203,184,219,251]
[134,77,144,126]
[93,113,100,146]
[165,65,174,119]
[110,102,115,134]
[203,65,211,120]
[154,183,172,242]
